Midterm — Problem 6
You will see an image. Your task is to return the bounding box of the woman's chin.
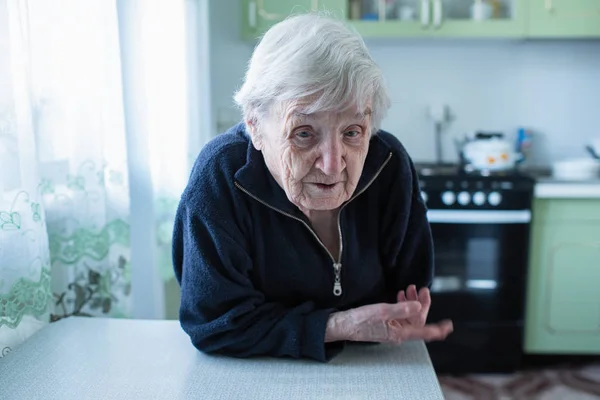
[295,194,347,212]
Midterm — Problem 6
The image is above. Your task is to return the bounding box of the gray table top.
[0,317,444,400]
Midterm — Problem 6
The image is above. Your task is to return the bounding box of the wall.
[209,0,600,166]
[367,39,600,165]
[209,0,254,134]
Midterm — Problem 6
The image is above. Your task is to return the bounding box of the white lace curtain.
[0,0,208,357]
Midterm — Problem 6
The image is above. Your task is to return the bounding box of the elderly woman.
[172,13,453,361]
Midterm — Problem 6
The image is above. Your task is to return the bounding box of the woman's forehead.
[284,106,371,124]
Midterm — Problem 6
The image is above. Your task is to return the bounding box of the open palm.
[327,284,453,344]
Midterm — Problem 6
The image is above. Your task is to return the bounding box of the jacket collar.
[234,123,392,218]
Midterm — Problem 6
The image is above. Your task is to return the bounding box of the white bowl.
[552,158,600,181]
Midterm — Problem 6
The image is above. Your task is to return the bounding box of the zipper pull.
[333,263,342,296]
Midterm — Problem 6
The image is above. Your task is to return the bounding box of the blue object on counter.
[362,13,379,20]
[515,128,532,164]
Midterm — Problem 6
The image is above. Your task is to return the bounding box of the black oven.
[418,167,535,374]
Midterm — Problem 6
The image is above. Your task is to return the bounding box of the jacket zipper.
[234,151,392,297]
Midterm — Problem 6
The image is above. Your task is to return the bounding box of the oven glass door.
[426,209,531,323]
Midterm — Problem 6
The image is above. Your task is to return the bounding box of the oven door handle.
[426,209,531,224]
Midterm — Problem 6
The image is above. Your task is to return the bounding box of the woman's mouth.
[313,183,338,190]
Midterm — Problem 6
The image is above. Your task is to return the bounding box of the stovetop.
[416,162,530,179]
[415,163,535,210]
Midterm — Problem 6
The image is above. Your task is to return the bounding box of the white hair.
[234,13,391,135]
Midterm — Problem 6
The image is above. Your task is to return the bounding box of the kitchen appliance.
[457,132,523,173]
[418,164,535,374]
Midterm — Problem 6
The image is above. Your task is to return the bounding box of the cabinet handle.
[432,0,442,28]
[420,0,431,28]
[248,0,257,28]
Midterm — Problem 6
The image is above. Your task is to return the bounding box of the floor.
[438,362,600,400]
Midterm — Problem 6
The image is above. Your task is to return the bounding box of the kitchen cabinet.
[241,1,600,39]
[524,198,600,354]
[241,0,527,39]
[241,0,347,39]
[349,0,527,38]
[528,0,600,38]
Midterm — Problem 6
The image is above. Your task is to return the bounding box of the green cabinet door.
[429,0,527,38]
[528,0,600,37]
[241,0,348,40]
[349,0,435,37]
[525,199,600,354]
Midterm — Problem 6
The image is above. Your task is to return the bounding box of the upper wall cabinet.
[241,0,600,39]
[528,0,600,37]
[349,0,526,38]
[241,0,348,39]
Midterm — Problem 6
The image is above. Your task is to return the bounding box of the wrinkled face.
[249,102,372,213]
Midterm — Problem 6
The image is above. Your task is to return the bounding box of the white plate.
[552,158,600,180]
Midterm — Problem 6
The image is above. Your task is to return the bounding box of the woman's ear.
[246,118,263,151]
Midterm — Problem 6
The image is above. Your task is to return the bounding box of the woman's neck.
[303,209,341,257]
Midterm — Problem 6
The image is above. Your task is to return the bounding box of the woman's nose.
[316,139,345,176]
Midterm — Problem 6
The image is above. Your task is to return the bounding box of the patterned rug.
[438,363,600,400]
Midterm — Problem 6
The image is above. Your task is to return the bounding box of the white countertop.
[0,317,444,400]
[535,179,600,199]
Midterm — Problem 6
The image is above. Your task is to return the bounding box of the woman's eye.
[344,130,360,138]
[296,131,311,139]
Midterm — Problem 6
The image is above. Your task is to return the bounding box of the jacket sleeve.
[172,176,342,362]
[394,167,434,291]
[381,147,434,296]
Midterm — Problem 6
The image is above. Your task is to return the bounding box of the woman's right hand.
[325,301,453,344]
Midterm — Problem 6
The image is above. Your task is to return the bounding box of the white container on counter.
[552,158,600,181]
[470,0,493,21]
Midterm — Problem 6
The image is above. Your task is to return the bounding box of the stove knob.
[488,191,502,206]
[457,191,471,206]
[441,191,455,206]
[420,191,428,203]
[473,191,486,206]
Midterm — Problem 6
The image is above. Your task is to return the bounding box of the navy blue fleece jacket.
[172,122,433,362]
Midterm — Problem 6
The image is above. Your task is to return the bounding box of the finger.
[397,290,406,303]
[407,285,418,301]
[383,301,422,321]
[418,287,431,313]
[395,320,453,341]
[398,320,454,342]
[433,319,454,336]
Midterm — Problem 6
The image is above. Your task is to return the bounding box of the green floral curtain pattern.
[42,160,132,322]
[27,0,134,322]
[1,0,199,356]
[0,3,52,355]
[0,0,133,357]
[0,188,52,329]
